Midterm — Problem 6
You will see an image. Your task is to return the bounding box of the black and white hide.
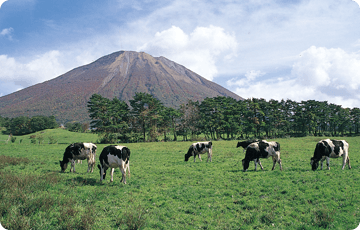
[185,141,213,162]
[59,142,97,173]
[97,145,131,184]
[242,140,282,171]
[236,139,259,152]
[310,139,351,171]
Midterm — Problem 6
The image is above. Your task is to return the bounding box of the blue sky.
[1,0,360,108]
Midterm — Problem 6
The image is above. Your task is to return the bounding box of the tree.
[130,92,163,142]
[66,122,84,132]
[179,100,200,141]
[158,107,181,141]
[88,94,130,143]
[351,107,360,134]
[199,96,240,140]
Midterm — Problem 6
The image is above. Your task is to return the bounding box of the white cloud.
[292,46,360,90]
[0,27,14,40]
[229,46,360,108]
[0,50,66,88]
[227,70,265,86]
[138,25,238,81]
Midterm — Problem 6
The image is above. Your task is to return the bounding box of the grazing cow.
[97,145,131,184]
[242,140,282,171]
[59,142,97,173]
[236,139,259,152]
[310,139,351,171]
[185,141,213,162]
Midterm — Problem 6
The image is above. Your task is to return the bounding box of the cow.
[310,139,351,171]
[59,142,97,173]
[185,141,213,162]
[236,139,259,152]
[97,145,131,184]
[242,140,282,171]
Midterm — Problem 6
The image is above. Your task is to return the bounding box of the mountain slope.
[0,51,243,124]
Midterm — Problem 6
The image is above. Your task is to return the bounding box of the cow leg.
[341,155,347,170]
[347,156,351,169]
[102,166,108,181]
[326,157,330,170]
[278,159,283,171]
[100,167,105,181]
[198,154,202,162]
[91,162,95,173]
[110,168,115,182]
[258,159,264,170]
[100,167,104,181]
[70,159,76,173]
[207,149,212,162]
[254,160,258,171]
[320,157,325,170]
[87,159,91,173]
[119,166,126,184]
[272,158,277,170]
[126,162,131,178]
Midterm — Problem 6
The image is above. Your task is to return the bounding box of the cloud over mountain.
[138,25,238,81]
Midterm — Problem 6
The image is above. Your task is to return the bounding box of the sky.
[1,0,360,108]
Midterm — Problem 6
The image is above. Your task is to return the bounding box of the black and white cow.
[59,142,97,173]
[310,139,351,171]
[236,139,259,152]
[97,145,131,184]
[242,140,282,171]
[185,141,213,162]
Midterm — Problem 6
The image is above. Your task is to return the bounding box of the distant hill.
[0,51,243,124]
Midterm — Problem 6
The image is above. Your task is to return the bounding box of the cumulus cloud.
[229,46,360,108]
[0,27,14,40]
[0,50,66,89]
[138,25,238,81]
[293,46,360,91]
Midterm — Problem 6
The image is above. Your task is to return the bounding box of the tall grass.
[0,132,359,229]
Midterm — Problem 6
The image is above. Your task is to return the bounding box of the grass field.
[0,129,360,229]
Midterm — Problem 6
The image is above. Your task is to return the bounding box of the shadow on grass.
[67,176,98,186]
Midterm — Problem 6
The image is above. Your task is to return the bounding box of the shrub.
[48,136,57,144]
[37,135,44,144]
[115,205,149,230]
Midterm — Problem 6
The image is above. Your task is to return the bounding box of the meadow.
[0,129,360,229]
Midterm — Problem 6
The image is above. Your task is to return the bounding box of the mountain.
[0,51,243,124]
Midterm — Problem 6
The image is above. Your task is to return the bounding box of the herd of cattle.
[59,138,351,184]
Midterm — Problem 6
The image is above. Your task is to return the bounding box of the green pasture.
[0,130,360,229]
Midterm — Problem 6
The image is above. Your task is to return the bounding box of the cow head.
[184,146,194,161]
[184,153,190,161]
[59,160,68,172]
[310,157,319,171]
[242,159,250,172]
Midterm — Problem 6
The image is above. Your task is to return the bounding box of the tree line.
[1,116,58,135]
[87,93,360,143]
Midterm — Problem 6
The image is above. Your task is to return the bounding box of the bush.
[115,205,149,230]
[37,135,44,144]
[48,136,57,144]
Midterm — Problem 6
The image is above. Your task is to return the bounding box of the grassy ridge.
[0,131,359,229]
